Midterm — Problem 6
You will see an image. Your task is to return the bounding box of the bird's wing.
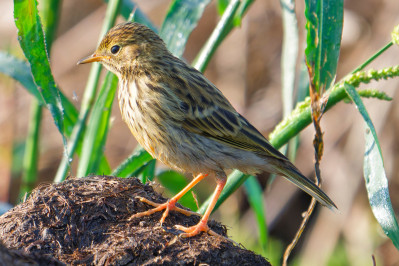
[175,70,288,162]
[183,107,286,161]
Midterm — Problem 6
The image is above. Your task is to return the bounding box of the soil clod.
[0,176,269,265]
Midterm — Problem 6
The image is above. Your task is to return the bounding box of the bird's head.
[78,22,168,79]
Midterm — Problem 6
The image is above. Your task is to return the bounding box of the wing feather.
[172,68,288,161]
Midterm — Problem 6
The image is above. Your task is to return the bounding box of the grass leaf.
[160,0,212,58]
[138,160,156,183]
[19,100,42,198]
[364,127,399,249]
[77,73,118,177]
[14,0,65,137]
[0,52,44,104]
[244,177,268,249]
[112,148,153,178]
[280,0,298,117]
[192,0,241,72]
[105,0,156,31]
[344,83,399,249]
[305,0,343,92]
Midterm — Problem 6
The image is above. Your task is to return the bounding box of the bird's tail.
[271,162,337,211]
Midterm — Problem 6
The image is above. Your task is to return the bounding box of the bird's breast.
[117,79,174,159]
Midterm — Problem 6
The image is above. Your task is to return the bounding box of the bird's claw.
[129,196,200,223]
[174,224,236,244]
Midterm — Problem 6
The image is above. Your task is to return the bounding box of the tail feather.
[272,163,337,211]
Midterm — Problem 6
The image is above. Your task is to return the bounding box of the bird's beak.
[77,53,108,65]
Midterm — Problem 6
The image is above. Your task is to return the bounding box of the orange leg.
[130,173,208,225]
[175,177,226,238]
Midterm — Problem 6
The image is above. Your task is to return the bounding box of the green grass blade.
[0,52,44,105]
[138,160,156,183]
[160,0,212,57]
[0,52,81,135]
[243,176,268,250]
[192,0,241,72]
[13,0,65,137]
[352,42,393,74]
[231,0,254,27]
[364,127,399,249]
[286,61,309,162]
[0,51,82,180]
[77,73,118,177]
[217,0,254,31]
[277,0,300,182]
[157,170,198,210]
[19,0,62,197]
[19,99,42,199]
[39,0,61,48]
[343,83,381,154]
[280,0,298,118]
[112,148,153,178]
[104,0,156,31]
[0,52,110,183]
[56,0,121,182]
[305,0,343,93]
[344,83,399,249]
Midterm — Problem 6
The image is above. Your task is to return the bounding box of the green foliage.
[193,0,241,72]
[77,73,118,177]
[0,53,43,105]
[111,148,153,178]
[244,177,268,251]
[364,123,399,249]
[14,0,65,139]
[305,0,343,93]
[345,82,399,248]
[161,0,211,58]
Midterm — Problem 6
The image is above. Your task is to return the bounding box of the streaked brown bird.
[78,22,336,238]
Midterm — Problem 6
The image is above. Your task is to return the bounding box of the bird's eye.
[111,45,120,54]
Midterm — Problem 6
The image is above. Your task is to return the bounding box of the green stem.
[54,0,122,182]
[280,0,298,118]
[104,0,156,31]
[19,0,61,195]
[192,0,241,72]
[40,0,61,48]
[351,42,393,74]
[19,99,42,199]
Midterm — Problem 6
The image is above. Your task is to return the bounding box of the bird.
[78,22,336,238]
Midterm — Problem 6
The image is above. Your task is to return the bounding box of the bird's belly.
[147,127,267,176]
[125,119,216,174]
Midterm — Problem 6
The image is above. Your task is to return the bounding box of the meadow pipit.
[78,22,336,238]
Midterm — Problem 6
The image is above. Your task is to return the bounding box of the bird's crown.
[98,22,165,52]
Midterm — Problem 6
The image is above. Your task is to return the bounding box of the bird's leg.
[130,173,208,225]
[175,176,226,238]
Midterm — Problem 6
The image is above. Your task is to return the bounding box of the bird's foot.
[130,196,199,224]
[174,222,236,243]
[174,221,211,238]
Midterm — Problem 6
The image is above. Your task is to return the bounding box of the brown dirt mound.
[0,241,63,266]
[0,176,270,265]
